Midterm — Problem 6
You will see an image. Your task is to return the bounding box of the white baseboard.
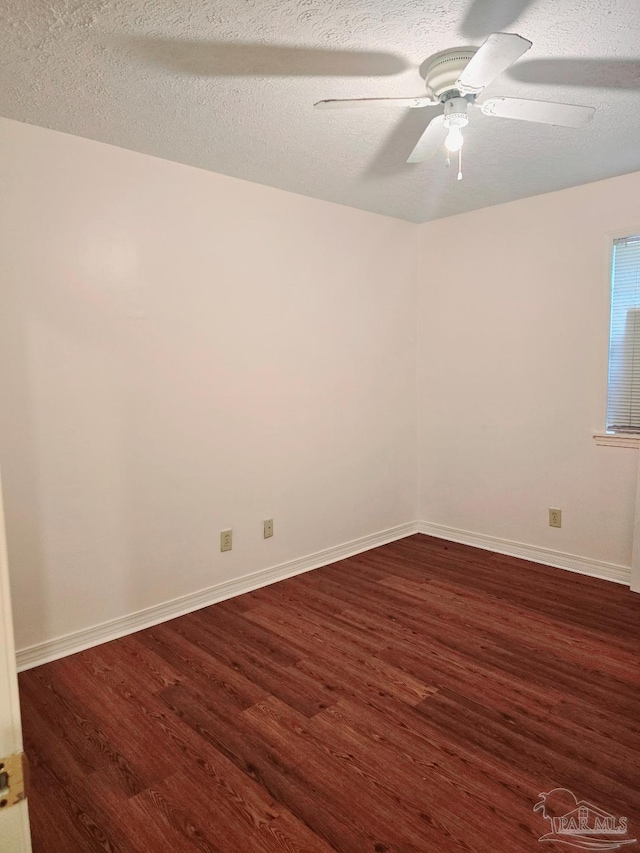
[416,521,631,586]
[16,521,419,672]
[18,519,631,671]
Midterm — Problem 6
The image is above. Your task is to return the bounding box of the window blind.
[608,236,640,433]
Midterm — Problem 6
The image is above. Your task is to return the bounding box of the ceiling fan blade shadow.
[509,58,640,89]
[364,108,443,177]
[123,36,409,77]
[459,0,537,38]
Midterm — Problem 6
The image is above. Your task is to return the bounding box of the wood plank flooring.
[18,534,640,852]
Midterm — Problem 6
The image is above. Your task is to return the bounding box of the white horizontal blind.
[608,236,640,433]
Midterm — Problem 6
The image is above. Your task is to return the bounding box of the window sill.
[593,431,640,448]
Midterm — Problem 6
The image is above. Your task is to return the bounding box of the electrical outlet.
[549,508,562,528]
[220,529,232,552]
[264,518,273,539]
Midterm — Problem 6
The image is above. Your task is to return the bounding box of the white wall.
[0,118,419,651]
[418,172,640,569]
[2,116,639,654]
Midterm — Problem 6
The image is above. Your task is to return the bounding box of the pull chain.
[457,147,463,181]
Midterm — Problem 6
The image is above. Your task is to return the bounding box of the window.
[607,235,640,434]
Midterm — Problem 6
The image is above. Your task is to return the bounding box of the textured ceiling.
[1,0,639,222]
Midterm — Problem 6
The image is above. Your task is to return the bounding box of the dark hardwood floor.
[18,534,640,852]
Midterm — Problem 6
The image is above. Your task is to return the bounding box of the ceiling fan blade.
[460,0,537,39]
[456,33,532,95]
[366,110,444,178]
[126,37,409,77]
[407,114,447,163]
[480,97,595,126]
[315,96,439,109]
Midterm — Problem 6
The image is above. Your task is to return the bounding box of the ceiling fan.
[314,33,595,177]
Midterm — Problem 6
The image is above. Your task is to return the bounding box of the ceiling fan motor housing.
[424,47,477,100]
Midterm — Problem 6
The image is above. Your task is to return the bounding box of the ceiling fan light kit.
[315,32,596,182]
[443,97,469,152]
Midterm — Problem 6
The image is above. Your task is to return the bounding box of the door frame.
[0,466,32,852]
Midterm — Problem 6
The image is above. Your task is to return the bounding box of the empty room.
[0,0,639,851]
